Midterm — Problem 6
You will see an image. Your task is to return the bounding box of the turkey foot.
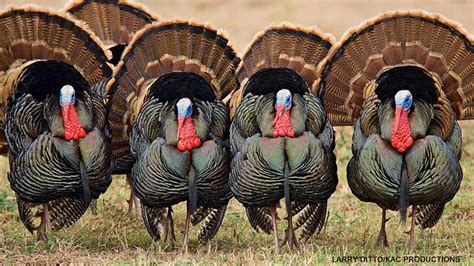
[405,205,417,249]
[269,206,281,254]
[36,203,51,242]
[126,174,139,214]
[279,218,300,252]
[164,207,176,248]
[376,208,390,247]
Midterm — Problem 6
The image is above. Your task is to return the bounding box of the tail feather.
[64,0,158,46]
[141,204,166,241]
[291,201,307,216]
[416,203,445,229]
[245,207,273,234]
[191,206,213,226]
[16,196,89,233]
[237,23,334,91]
[296,202,328,243]
[16,196,35,233]
[0,7,111,80]
[49,197,89,231]
[196,205,227,243]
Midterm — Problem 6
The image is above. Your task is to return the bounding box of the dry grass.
[0,0,473,264]
[0,124,472,264]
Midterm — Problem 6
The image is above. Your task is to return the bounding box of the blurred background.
[1,0,473,51]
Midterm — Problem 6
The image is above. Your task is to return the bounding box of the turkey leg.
[126,174,139,214]
[36,203,51,242]
[376,208,389,247]
[164,207,176,248]
[181,205,191,254]
[406,204,417,249]
[182,166,197,254]
[279,209,300,251]
[269,206,280,254]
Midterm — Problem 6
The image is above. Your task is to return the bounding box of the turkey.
[105,20,240,252]
[317,10,473,248]
[65,0,158,67]
[228,24,338,252]
[0,7,113,241]
[65,0,158,213]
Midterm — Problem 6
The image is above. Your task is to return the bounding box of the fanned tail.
[0,7,112,151]
[106,20,240,173]
[64,0,158,64]
[228,23,334,117]
[317,10,474,126]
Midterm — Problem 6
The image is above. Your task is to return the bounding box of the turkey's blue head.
[273,89,295,137]
[176,98,193,118]
[275,89,292,109]
[394,90,413,110]
[60,85,76,106]
[176,98,201,151]
[59,85,86,141]
[392,90,413,153]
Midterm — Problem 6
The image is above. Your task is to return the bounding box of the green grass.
[0,124,473,264]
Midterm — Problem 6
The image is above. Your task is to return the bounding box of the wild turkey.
[65,0,158,67]
[0,7,113,241]
[317,10,473,248]
[105,20,240,252]
[65,0,158,213]
[228,24,338,252]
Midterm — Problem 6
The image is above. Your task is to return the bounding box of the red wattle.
[177,117,201,151]
[391,107,413,153]
[273,105,295,138]
[61,104,86,141]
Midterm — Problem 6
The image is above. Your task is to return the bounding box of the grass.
[0,124,473,264]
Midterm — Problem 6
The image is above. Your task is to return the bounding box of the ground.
[0,0,473,264]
